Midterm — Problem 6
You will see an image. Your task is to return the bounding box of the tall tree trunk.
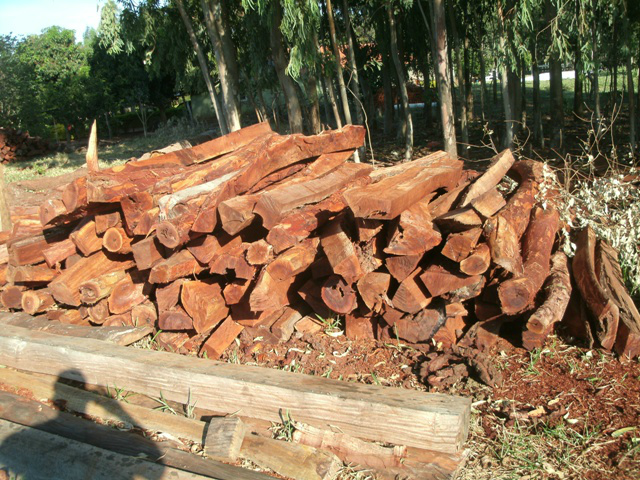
[419,52,433,126]
[175,0,228,134]
[103,112,112,140]
[479,43,487,121]
[493,60,498,105]
[270,2,304,133]
[463,0,473,123]
[387,4,413,161]
[430,0,458,158]
[627,37,636,152]
[498,0,514,149]
[323,73,343,128]
[306,75,323,134]
[531,42,543,147]
[447,1,468,154]
[342,0,364,126]
[520,58,527,127]
[592,7,601,124]
[574,45,584,115]
[382,61,395,135]
[319,75,332,126]
[546,0,564,149]
[200,0,241,131]
[325,0,359,162]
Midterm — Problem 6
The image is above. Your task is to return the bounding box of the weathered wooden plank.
[204,417,247,461]
[0,312,152,345]
[0,324,470,453]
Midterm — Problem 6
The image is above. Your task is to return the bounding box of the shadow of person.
[0,369,166,479]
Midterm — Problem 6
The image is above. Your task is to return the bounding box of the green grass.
[6,120,213,183]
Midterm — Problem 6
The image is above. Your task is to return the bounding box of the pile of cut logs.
[0,122,638,365]
[0,127,52,163]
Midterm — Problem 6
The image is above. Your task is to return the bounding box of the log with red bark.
[522,251,572,350]
[498,207,559,315]
[572,227,619,350]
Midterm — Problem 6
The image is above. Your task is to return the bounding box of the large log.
[498,207,559,315]
[6,264,58,285]
[42,238,77,268]
[485,160,544,275]
[572,227,619,350]
[7,225,70,266]
[78,270,128,304]
[149,250,206,284]
[321,275,358,314]
[21,289,55,314]
[69,218,102,256]
[384,195,441,256]
[595,240,640,358]
[344,152,462,219]
[522,251,572,350]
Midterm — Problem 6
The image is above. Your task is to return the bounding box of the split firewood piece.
[434,207,483,233]
[0,285,25,310]
[572,227,619,350]
[39,199,67,226]
[87,298,110,324]
[459,243,491,275]
[155,279,186,312]
[20,289,55,315]
[223,279,252,305]
[344,152,462,219]
[428,181,471,218]
[321,275,357,314]
[522,251,572,351]
[191,126,365,234]
[249,240,318,312]
[210,243,255,280]
[355,236,384,275]
[148,250,205,284]
[47,308,88,325]
[393,268,431,314]
[0,245,7,265]
[469,187,506,218]
[61,176,87,213]
[86,119,99,172]
[386,254,423,283]
[187,234,227,264]
[441,228,482,262]
[49,251,135,307]
[42,239,77,268]
[102,227,133,254]
[0,265,6,287]
[78,270,128,305]
[498,207,559,315]
[218,150,351,235]
[246,239,273,266]
[384,195,441,256]
[118,192,153,236]
[356,218,384,243]
[200,317,244,359]
[130,300,157,327]
[7,224,70,266]
[102,312,133,327]
[485,160,544,275]
[254,163,372,230]
[320,215,362,284]
[266,191,348,254]
[69,218,102,256]
[153,331,191,353]
[595,240,640,358]
[419,263,483,299]
[131,235,165,271]
[345,312,377,340]
[271,307,303,342]
[130,206,159,237]
[108,276,148,315]
[94,211,121,234]
[298,279,333,320]
[292,422,406,471]
[357,272,391,313]
[392,303,448,344]
[432,314,467,349]
[458,149,515,207]
[205,417,247,462]
[295,315,325,335]
[181,280,229,333]
[6,264,58,285]
[158,305,194,331]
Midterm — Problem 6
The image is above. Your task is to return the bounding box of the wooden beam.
[0,324,470,453]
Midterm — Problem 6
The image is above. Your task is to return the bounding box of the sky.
[0,0,103,43]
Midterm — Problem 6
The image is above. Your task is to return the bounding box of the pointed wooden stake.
[86,119,99,173]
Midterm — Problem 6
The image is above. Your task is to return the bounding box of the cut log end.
[156,221,181,249]
[321,275,357,314]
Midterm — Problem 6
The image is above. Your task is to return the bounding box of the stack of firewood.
[0,122,638,363]
[0,127,52,163]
